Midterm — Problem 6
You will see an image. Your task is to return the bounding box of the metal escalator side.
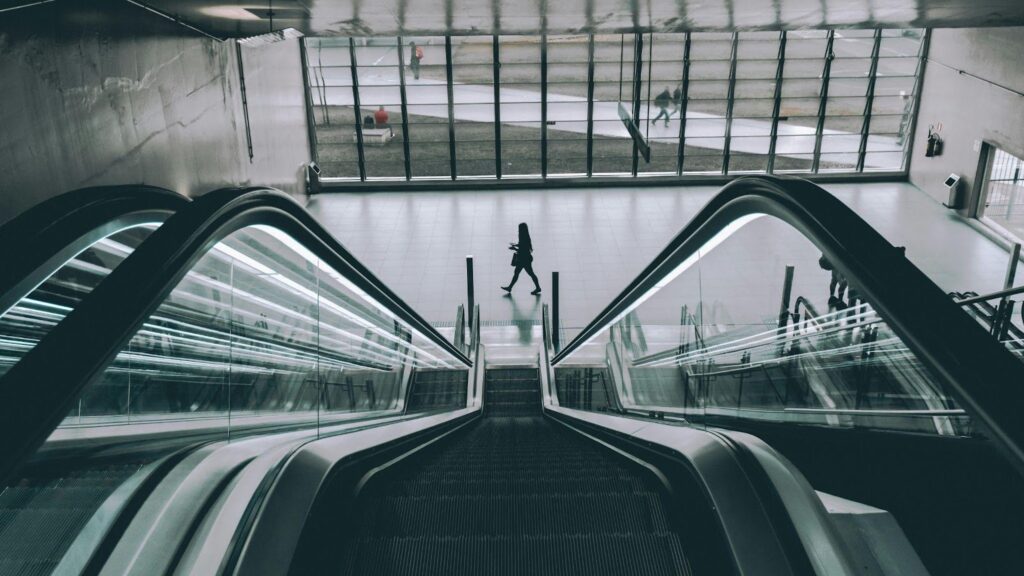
[0,186,475,575]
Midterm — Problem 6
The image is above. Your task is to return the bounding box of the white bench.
[355,128,394,146]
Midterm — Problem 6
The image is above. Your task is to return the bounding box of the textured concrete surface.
[0,0,311,225]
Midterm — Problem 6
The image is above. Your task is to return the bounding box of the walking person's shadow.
[504,290,541,345]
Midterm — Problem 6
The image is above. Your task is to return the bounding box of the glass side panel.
[54,224,465,435]
[0,224,159,379]
[555,214,971,436]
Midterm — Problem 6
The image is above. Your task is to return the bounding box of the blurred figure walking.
[651,87,672,127]
[409,41,423,80]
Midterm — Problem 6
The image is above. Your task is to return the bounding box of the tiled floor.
[305,182,1013,334]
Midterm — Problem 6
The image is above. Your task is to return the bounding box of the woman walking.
[502,223,541,295]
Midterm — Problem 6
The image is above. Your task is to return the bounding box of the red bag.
[415,46,424,60]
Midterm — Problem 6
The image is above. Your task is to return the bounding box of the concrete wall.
[910,27,1024,212]
[0,0,311,225]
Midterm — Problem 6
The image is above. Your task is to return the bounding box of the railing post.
[777,266,795,330]
[777,266,795,357]
[552,271,560,351]
[466,256,474,338]
[995,243,1020,337]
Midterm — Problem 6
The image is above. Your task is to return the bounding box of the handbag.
[511,252,520,267]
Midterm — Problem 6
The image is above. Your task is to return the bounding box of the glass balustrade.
[0,223,160,379]
[48,223,470,441]
[553,213,971,436]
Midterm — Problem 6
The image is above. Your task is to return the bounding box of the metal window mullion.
[766,31,787,174]
[541,34,548,179]
[630,33,644,176]
[445,36,457,180]
[348,38,367,182]
[589,33,598,176]
[901,29,932,173]
[586,34,596,177]
[722,32,739,175]
[493,35,502,179]
[396,36,412,181]
[855,29,883,173]
[676,33,691,176]
[811,29,836,173]
[298,38,320,166]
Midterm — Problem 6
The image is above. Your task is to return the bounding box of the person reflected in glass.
[502,223,541,295]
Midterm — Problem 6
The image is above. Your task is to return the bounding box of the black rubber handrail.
[550,176,1024,474]
[955,285,1024,306]
[0,187,470,482]
[0,185,189,316]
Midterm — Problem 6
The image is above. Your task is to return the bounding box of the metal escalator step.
[0,463,142,575]
[386,475,648,496]
[336,372,692,575]
[358,491,671,537]
[344,533,691,576]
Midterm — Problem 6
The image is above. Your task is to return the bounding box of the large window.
[305,29,926,182]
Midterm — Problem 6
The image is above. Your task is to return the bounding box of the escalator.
[337,368,691,576]
[2,176,1023,575]
[0,186,476,574]
[0,186,191,575]
[548,176,1024,574]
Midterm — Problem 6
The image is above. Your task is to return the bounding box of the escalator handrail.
[550,175,1024,473]
[955,284,1024,306]
[0,185,189,316]
[0,187,471,482]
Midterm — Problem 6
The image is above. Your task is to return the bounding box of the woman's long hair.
[518,223,532,252]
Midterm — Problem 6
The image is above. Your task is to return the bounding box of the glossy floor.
[305,182,1013,332]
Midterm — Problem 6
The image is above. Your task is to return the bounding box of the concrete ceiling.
[7,0,1024,37]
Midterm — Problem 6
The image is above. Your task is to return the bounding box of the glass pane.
[56,225,465,434]
[638,33,686,174]
[354,38,407,180]
[306,38,361,179]
[499,35,542,177]
[592,34,637,175]
[403,36,452,178]
[453,37,496,178]
[547,35,594,176]
[0,224,159,379]
[776,31,828,173]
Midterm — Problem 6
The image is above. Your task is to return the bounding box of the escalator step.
[387,475,648,496]
[335,371,691,576]
[0,463,142,575]
[344,533,691,576]
[358,492,670,537]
